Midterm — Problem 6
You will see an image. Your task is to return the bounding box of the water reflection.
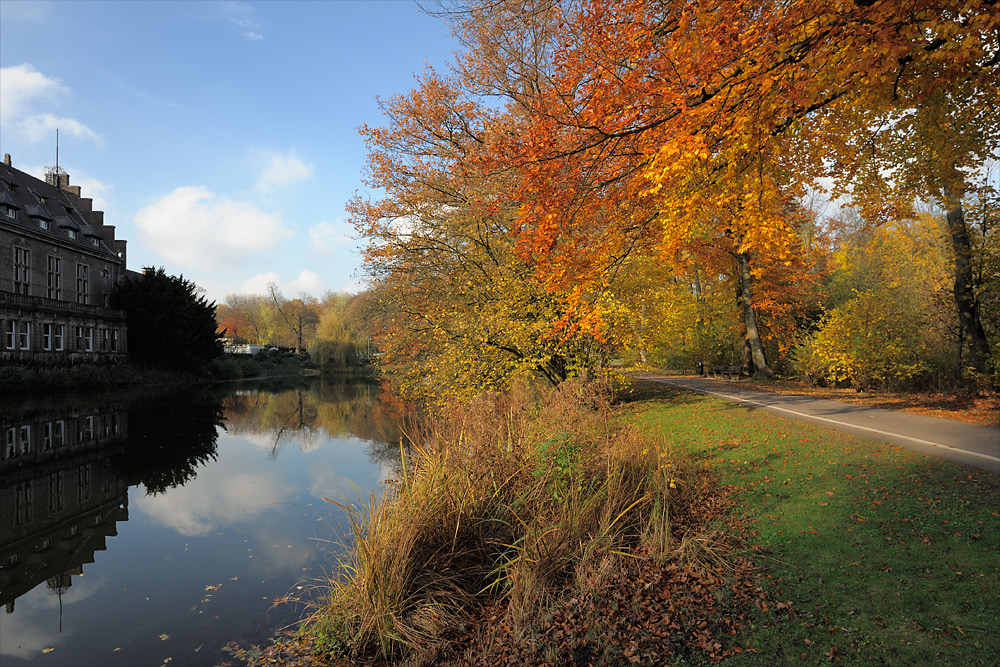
[222,380,409,457]
[1,390,224,616]
[0,380,404,666]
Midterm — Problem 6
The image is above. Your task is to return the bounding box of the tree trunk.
[736,250,775,378]
[943,186,991,374]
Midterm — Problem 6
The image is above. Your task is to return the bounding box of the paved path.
[635,374,1000,475]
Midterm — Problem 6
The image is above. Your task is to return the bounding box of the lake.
[0,379,404,667]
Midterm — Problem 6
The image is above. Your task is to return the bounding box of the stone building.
[1,155,128,363]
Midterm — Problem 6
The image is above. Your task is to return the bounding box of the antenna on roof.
[44,130,67,187]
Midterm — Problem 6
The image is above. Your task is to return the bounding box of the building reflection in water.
[0,405,130,617]
[0,390,223,621]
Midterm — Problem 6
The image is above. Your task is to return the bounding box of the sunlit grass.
[627,379,1000,665]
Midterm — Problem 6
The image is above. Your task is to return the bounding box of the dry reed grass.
[306,379,714,662]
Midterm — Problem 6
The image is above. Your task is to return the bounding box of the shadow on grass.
[626,391,1000,665]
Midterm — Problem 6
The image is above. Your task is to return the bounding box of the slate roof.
[0,162,117,258]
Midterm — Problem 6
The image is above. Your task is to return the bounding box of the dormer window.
[56,215,80,239]
[91,237,99,246]
[39,219,50,230]
[1,191,21,217]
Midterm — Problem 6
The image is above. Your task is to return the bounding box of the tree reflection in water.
[221,380,416,468]
[112,391,225,495]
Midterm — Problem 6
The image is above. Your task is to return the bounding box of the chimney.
[3,154,10,166]
[45,166,70,189]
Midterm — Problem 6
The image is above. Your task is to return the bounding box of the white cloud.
[307,220,354,257]
[136,464,295,536]
[0,64,101,143]
[214,1,266,41]
[0,1,53,23]
[338,277,370,295]
[18,113,102,143]
[134,186,292,270]
[70,173,113,214]
[241,270,328,299]
[240,271,281,296]
[0,63,65,116]
[288,269,326,295]
[0,571,106,660]
[253,149,314,191]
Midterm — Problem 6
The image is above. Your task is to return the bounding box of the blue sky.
[0,0,460,303]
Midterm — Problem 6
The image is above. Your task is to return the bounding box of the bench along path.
[633,373,1000,475]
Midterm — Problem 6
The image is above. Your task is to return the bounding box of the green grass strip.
[626,383,999,665]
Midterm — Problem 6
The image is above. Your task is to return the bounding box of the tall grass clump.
[307,379,709,662]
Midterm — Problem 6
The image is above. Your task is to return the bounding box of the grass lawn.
[625,380,1000,665]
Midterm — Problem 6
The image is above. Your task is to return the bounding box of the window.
[5,428,15,459]
[43,323,53,350]
[67,229,77,239]
[44,423,53,450]
[111,329,119,352]
[47,256,62,299]
[3,321,14,349]
[19,425,31,455]
[54,324,64,351]
[18,321,31,350]
[53,421,64,447]
[3,205,15,219]
[102,328,110,351]
[38,218,50,230]
[90,237,100,247]
[85,327,94,352]
[15,482,32,526]
[78,464,91,502]
[13,247,30,294]
[48,472,64,513]
[102,292,109,307]
[76,263,89,304]
[76,326,84,350]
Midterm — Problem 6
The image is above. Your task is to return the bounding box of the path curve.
[634,374,1000,475]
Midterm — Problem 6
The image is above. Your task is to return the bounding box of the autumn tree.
[349,66,611,400]
[310,291,373,372]
[218,293,269,345]
[347,0,995,392]
[448,0,998,376]
[796,209,961,389]
[267,284,320,354]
